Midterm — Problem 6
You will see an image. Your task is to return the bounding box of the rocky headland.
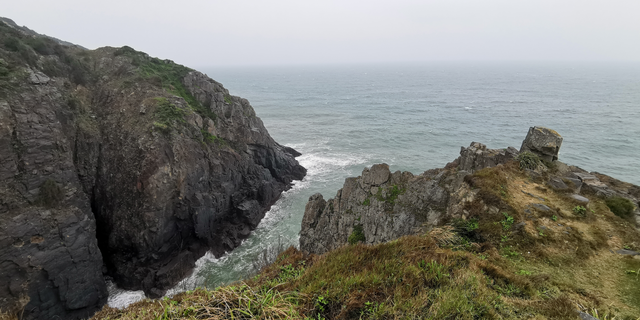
[300,126,639,255]
[0,18,304,319]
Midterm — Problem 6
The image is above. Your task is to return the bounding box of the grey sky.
[3,0,640,66]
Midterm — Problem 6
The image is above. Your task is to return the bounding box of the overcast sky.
[3,0,640,67]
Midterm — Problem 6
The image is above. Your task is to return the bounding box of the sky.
[3,0,640,67]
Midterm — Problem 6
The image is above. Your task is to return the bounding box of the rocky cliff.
[0,19,305,319]
[300,127,639,255]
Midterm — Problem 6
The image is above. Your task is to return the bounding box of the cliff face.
[0,19,304,319]
[300,128,639,256]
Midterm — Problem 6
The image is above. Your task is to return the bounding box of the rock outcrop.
[300,127,639,256]
[0,19,304,319]
[300,140,520,255]
[520,126,563,162]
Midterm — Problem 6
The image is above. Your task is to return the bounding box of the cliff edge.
[0,18,305,319]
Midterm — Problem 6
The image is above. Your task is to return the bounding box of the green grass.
[348,225,366,245]
[516,151,541,170]
[114,46,216,120]
[375,185,405,204]
[153,98,185,133]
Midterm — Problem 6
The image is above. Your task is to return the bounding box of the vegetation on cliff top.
[88,161,640,320]
[114,46,217,121]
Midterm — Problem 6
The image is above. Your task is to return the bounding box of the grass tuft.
[516,151,541,170]
[348,225,366,245]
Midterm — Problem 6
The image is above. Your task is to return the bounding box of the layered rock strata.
[0,20,305,319]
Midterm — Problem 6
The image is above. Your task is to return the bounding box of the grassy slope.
[90,161,640,320]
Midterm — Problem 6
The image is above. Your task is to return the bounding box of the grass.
[152,97,185,133]
[114,46,217,121]
[348,225,366,245]
[375,185,405,205]
[516,151,542,170]
[92,285,302,320]
[89,160,640,319]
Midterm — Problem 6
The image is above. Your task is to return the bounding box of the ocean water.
[107,62,640,307]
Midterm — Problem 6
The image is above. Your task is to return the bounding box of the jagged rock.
[456,142,518,173]
[520,126,563,162]
[548,177,568,190]
[299,134,558,256]
[574,173,613,197]
[300,163,466,255]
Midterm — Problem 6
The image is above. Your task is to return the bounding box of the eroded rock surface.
[299,142,516,255]
[300,127,639,256]
[1,22,305,319]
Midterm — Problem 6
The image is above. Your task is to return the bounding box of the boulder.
[548,177,569,190]
[27,68,50,84]
[570,194,589,204]
[520,126,563,162]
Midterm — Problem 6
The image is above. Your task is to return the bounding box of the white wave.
[106,281,145,309]
[297,152,368,177]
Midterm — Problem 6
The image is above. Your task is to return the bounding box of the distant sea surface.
[108,62,640,307]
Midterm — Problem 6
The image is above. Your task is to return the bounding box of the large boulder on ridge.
[520,126,563,162]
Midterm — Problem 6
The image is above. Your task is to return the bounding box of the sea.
[107,62,640,307]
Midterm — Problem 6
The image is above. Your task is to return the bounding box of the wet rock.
[520,126,563,162]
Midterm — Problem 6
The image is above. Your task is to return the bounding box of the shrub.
[606,197,635,219]
[348,225,366,245]
[154,98,185,132]
[516,151,541,170]
[573,205,587,216]
[3,37,20,51]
